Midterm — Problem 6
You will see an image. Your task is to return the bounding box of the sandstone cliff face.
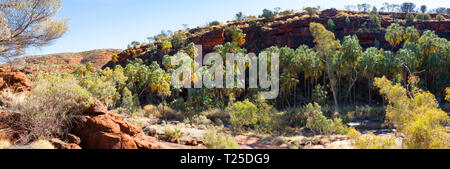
[104,10,449,68]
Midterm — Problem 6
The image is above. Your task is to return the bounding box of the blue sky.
[25,0,449,56]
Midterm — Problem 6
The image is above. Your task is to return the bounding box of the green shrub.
[436,14,445,21]
[415,13,431,21]
[120,87,138,112]
[184,115,212,126]
[228,99,258,131]
[367,11,381,31]
[253,97,284,134]
[3,73,93,140]
[280,107,308,127]
[76,66,127,108]
[345,17,351,27]
[279,9,294,16]
[202,108,229,125]
[327,19,335,32]
[304,7,318,18]
[305,103,349,135]
[202,128,239,149]
[164,127,185,143]
[312,85,328,105]
[171,31,185,50]
[261,9,276,20]
[405,13,415,25]
[374,76,450,149]
[208,21,221,26]
[305,103,333,135]
[348,128,397,149]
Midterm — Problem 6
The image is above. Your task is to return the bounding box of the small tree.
[400,2,416,13]
[304,7,317,18]
[312,85,328,105]
[420,5,427,13]
[309,23,341,109]
[405,13,415,25]
[367,11,381,31]
[345,17,351,27]
[261,9,275,20]
[235,11,244,21]
[327,19,335,32]
[228,99,258,131]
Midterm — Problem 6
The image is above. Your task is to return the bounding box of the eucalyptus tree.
[341,35,362,103]
[0,0,68,64]
[309,22,341,109]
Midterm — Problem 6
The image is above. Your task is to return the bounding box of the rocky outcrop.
[0,65,33,92]
[9,49,122,74]
[72,100,158,149]
[104,10,449,68]
[1,99,159,149]
[49,138,82,149]
[0,110,34,145]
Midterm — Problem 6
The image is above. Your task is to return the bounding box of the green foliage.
[310,22,341,108]
[415,13,431,21]
[312,85,328,105]
[436,14,445,21]
[120,87,137,112]
[171,30,186,50]
[304,7,318,18]
[446,87,450,102]
[3,73,93,139]
[261,9,276,20]
[385,23,405,47]
[374,76,449,149]
[279,9,294,16]
[202,128,239,149]
[345,17,351,27]
[235,12,244,21]
[420,5,427,13]
[403,26,420,43]
[367,11,381,31]
[76,66,127,108]
[400,2,416,13]
[253,96,284,134]
[225,26,246,46]
[208,20,221,26]
[305,103,349,135]
[164,127,185,143]
[405,13,415,25]
[327,19,335,32]
[123,59,171,106]
[228,99,258,131]
[348,128,397,149]
[161,39,172,53]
